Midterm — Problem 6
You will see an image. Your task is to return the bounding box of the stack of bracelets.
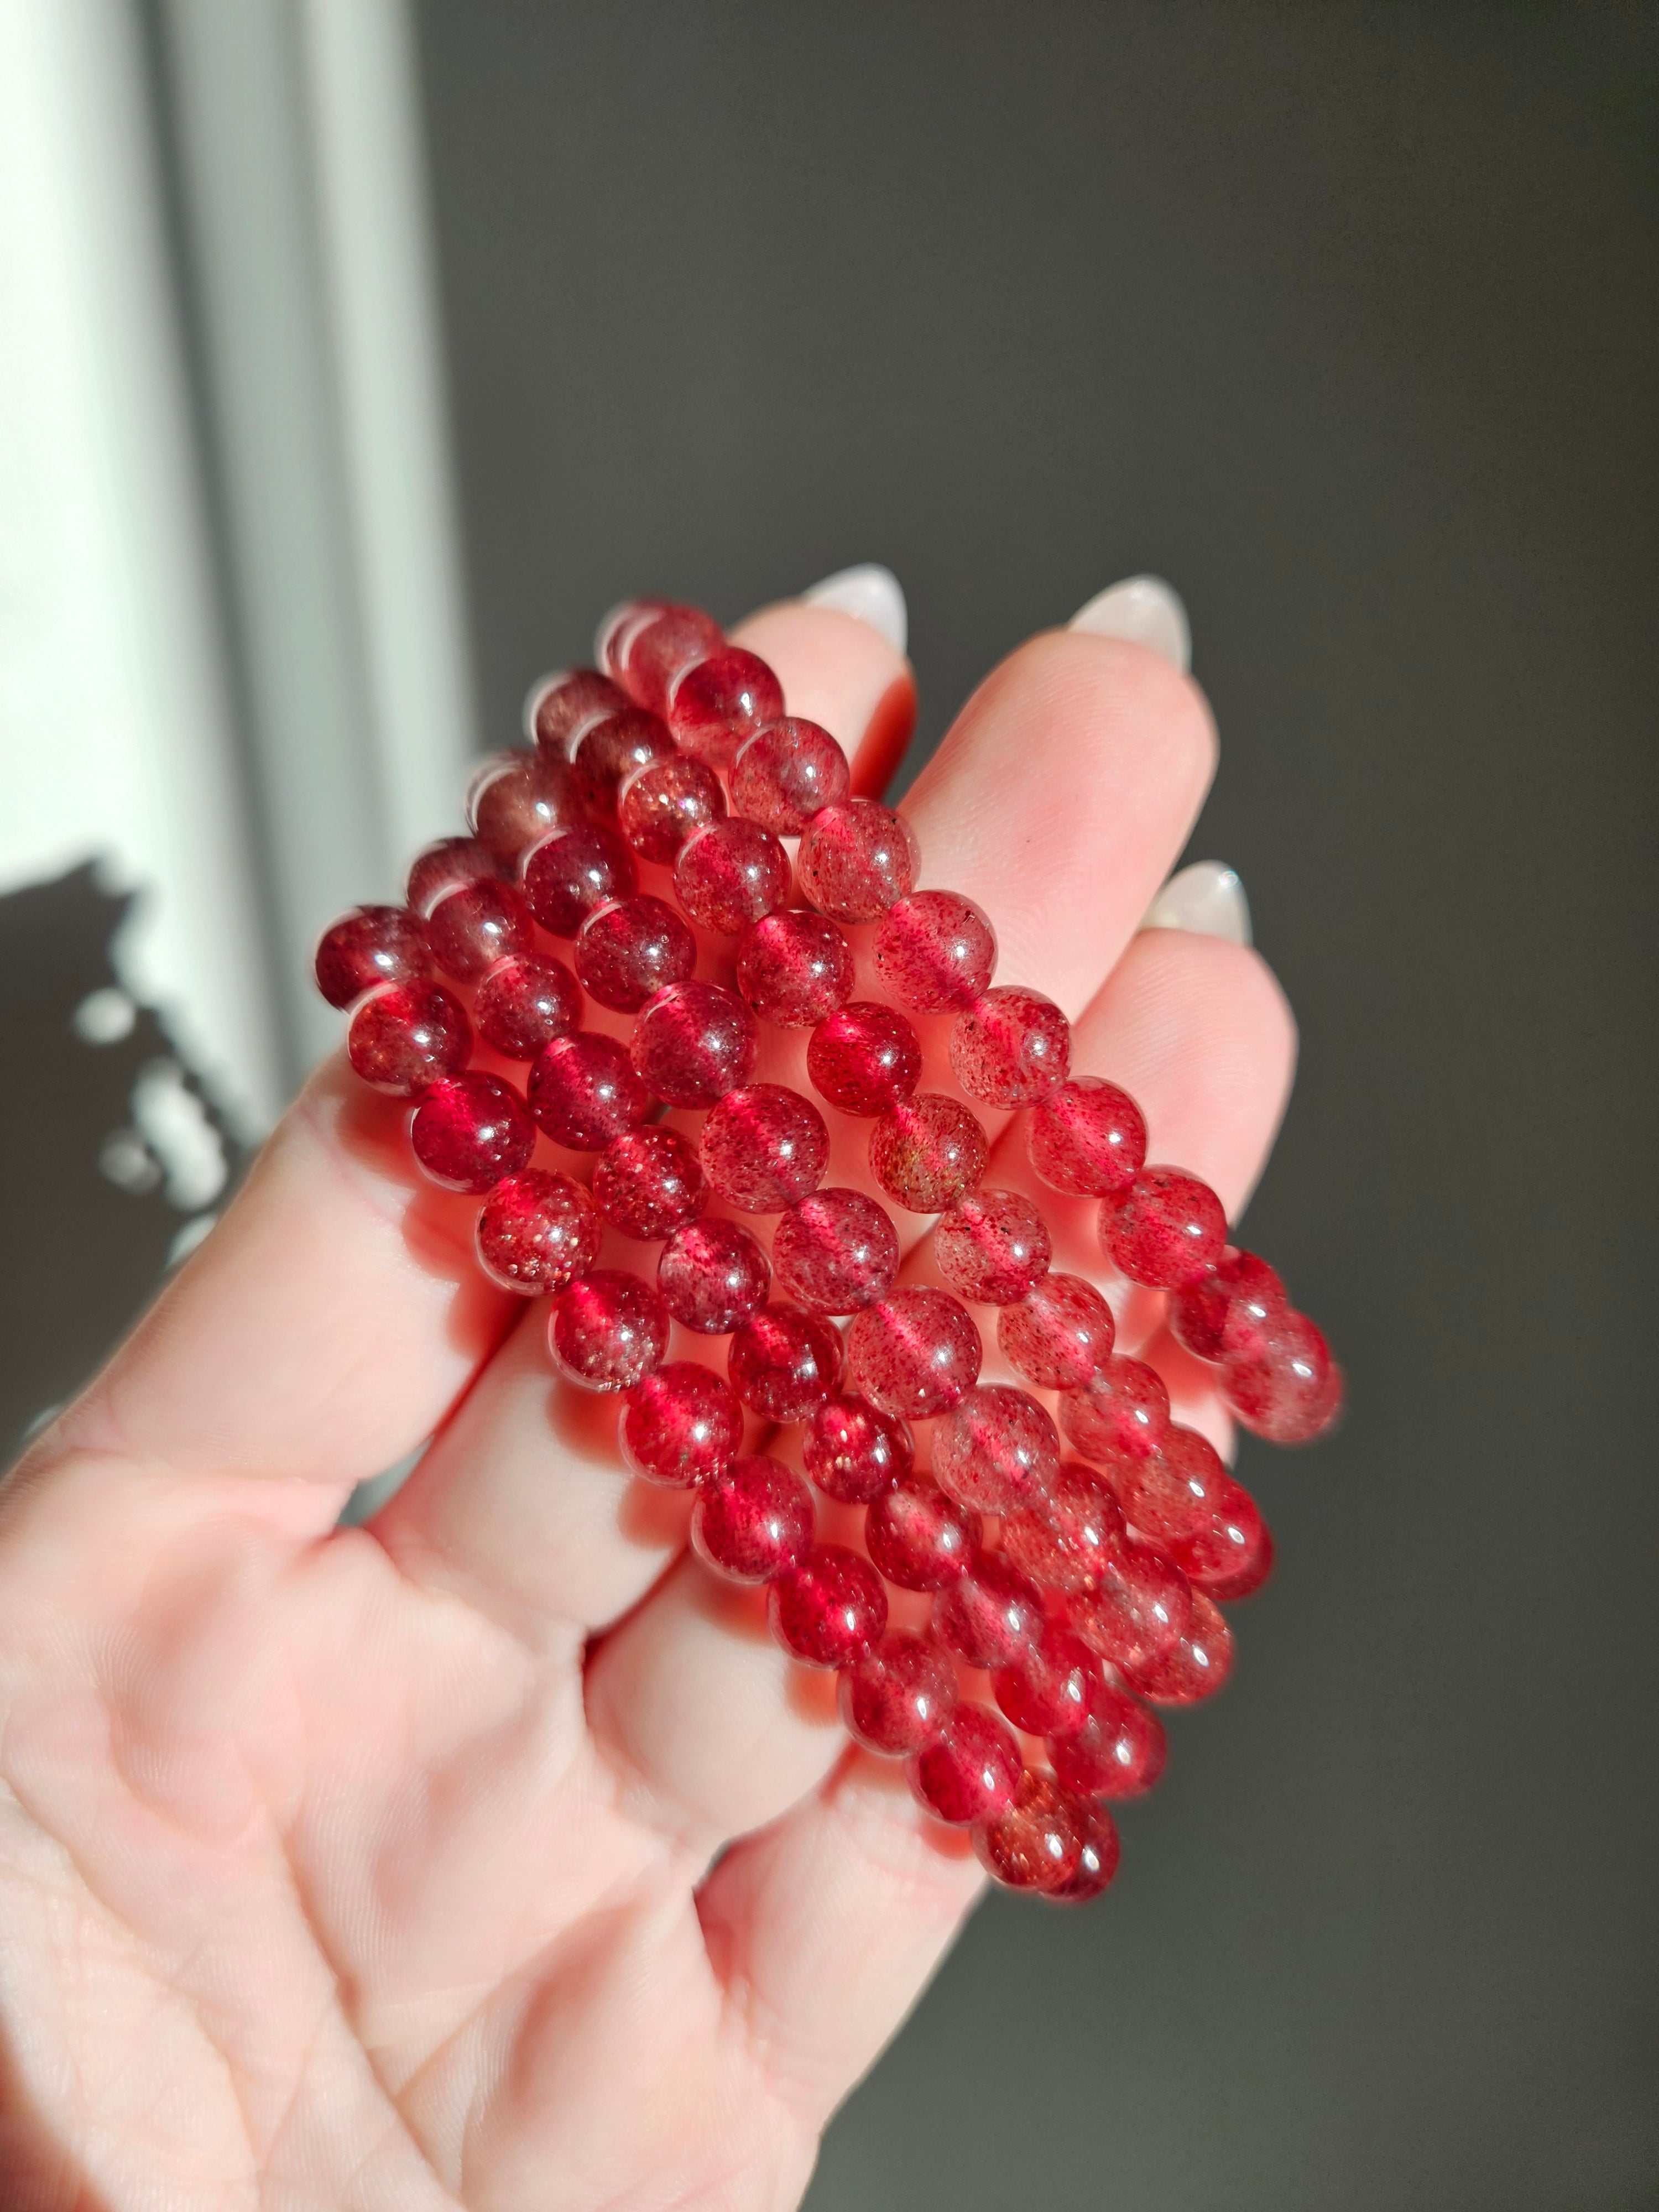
[315,597,1343,1906]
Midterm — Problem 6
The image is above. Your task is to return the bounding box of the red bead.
[1050,1680,1167,1802]
[700,1084,829,1211]
[591,1125,708,1239]
[1102,1165,1228,1288]
[933,1188,1051,1305]
[873,890,996,1013]
[617,752,727,862]
[769,1544,888,1668]
[1112,1423,1228,1543]
[865,1475,980,1589]
[993,1623,1099,1740]
[1167,1475,1272,1599]
[931,1385,1059,1514]
[1027,1076,1147,1197]
[931,1552,1044,1670]
[604,601,725,712]
[409,1071,534,1194]
[530,666,629,757]
[1170,1246,1288,1362]
[631,981,757,1105]
[674,818,790,934]
[997,1272,1115,1390]
[620,1361,743,1487]
[731,717,849,833]
[475,1168,599,1295]
[1047,1802,1120,1902]
[425,879,534,982]
[950,986,1071,1107]
[869,1095,988,1212]
[839,1632,957,1756]
[528,1032,651,1151]
[571,706,674,812]
[524,822,638,937]
[657,1218,770,1333]
[469,750,583,870]
[1066,1535,1192,1673]
[574,894,696,1012]
[846,1287,982,1419]
[473,954,581,1058]
[807,1001,921,1116]
[796,799,919,922]
[548,1270,669,1392]
[405,836,500,914]
[727,1302,843,1420]
[771,1187,898,1312]
[973,1770,1086,1893]
[348,982,470,1095]
[670,646,785,770]
[315,905,427,1008]
[1223,1310,1343,1443]
[735,909,855,1028]
[804,1394,914,1504]
[692,1454,815,1583]
[1127,1588,1235,1705]
[906,1703,1022,1826]
[1059,1355,1171,1465]
[1001,1462,1127,1593]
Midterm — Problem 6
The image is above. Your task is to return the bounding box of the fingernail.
[802,564,907,656]
[1068,575,1190,672]
[1141,861,1251,946]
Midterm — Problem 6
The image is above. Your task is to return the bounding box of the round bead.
[1047,1802,1120,1902]
[1126,1588,1235,1705]
[617,752,726,862]
[1111,1423,1227,1543]
[674,818,790,934]
[931,1552,1045,1670]
[950,986,1071,1107]
[727,1302,843,1421]
[315,905,427,1008]
[796,799,919,922]
[771,1187,898,1312]
[1167,1476,1272,1600]
[807,1002,921,1117]
[591,1125,708,1239]
[931,1385,1059,1514]
[523,822,638,936]
[1102,1165,1228,1288]
[769,1545,888,1668]
[425,880,534,982]
[1001,1462,1126,1594]
[657,1218,771,1334]
[973,1770,1085,1894]
[605,601,725,712]
[670,647,785,770]
[865,1475,981,1590]
[933,1188,1051,1305]
[473,954,581,1058]
[731,717,850,833]
[573,894,696,1012]
[1058,1355,1171,1465]
[839,1632,958,1756]
[620,1362,743,1487]
[571,706,674,812]
[530,666,629,757]
[1066,1536,1192,1673]
[405,836,500,914]
[410,1071,534,1194]
[348,982,469,1095]
[993,1623,1098,1740]
[692,1455,815,1584]
[1028,1076,1147,1197]
[873,890,996,1013]
[631,981,757,1105]
[997,1272,1116,1390]
[528,1033,651,1151]
[548,1270,669,1392]
[700,1085,829,1212]
[1050,1680,1167,1802]
[469,751,583,869]
[735,909,855,1028]
[1223,1310,1342,1443]
[845,1287,982,1419]
[906,1704,1022,1826]
[868,1095,988,1213]
[1170,1246,1289,1363]
[475,1168,599,1295]
[804,1394,914,1504]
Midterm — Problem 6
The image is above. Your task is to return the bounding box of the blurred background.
[1,2,1655,2206]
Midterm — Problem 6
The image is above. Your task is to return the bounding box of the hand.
[0,593,1293,2210]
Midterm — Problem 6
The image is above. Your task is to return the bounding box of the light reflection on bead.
[797,799,919,922]
[700,1084,829,1212]
[315,905,427,1008]
[868,1094,988,1213]
[731,717,849,833]
[768,1543,888,1668]
[874,890,995,1013]
[548,1270,670,1392]
[476,1168,598,1295]
[735,909,855,1028]
[845,1286,982,1419]
[620,1361,743,1487]
[950,985,1071,1107]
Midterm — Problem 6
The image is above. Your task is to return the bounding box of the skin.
[0,598,1295,2211]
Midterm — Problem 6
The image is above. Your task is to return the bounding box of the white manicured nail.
[1068,575,1190,672]
[1141,861,1251,946]
[802,564,907,656]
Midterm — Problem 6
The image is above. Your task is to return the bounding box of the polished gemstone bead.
[1028,1076,1147,1197]
[771,1187,898,1312]
[620,1361,743,1487]
[950,986,1071,1107]
[846,1287,982,1420]
[873,890,996,1013]
[973,1770,1085,1893]
[657,1217,771,1333]
[868,1095,988,1212]
[1066,1535,1192,1673]
[1102,1164,1228,1288]
[523,822,638,937]
[476,1168,598,1294]
[528,1033,651,1151]
[473,953,582,1058]
[315,905,427,1008]
[605,601,726,712]
[1127,1588,1235,1705]
[993,1622,1098,1740]
[735,909,855,1028]
[1169,1246,1288,1363]
[670,646,785,769]
[1059,1355,1171,1464]
[631,981,757,1105]
[998,1272,1115,1390]
[1112,1423,1227,1542]
[933,1188,1051,1305]
[865,1475,981,1590]
[591,1125,708,1239]
[405,836,501,915]
[410,1071,535,1194]
[769,1544,888,1668]
[931,1385,1059,1514]
[727,1301,843,1420]
[906,1703,1022,1826]
[1168,1477,1272,1599]
[426,880,535,982]
[1001,1462,1127,1593]
[573,894,696,1012]
[804,1394,914,1504]
[530,666,629,757]
[807,1002,922,1116]
[931,1552,1045,1670]
[1050,1679,1167,1802]
[571,706,675,812]
[839,1632,957,1756]
[617,752,727,862]
[796,799,919,922]
[348,982,470,1095]
[731,717,849,833]
[470,750,583,870]
[548,1269,669,1392]
[674,818,790,934]
[1047,1801,1120,1901]
[1223,1310,1342,1443]
[691,1454,815,1583]
[700,1084,829,1212]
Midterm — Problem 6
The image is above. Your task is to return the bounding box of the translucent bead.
[845,1287,981,1420]
[1168,1477,1272,1600]
[839,1632,957,1756]
[1126,1588,1235,1705]
[1027,1076,1147,1197]
[933,1188,1051,1305]
[410,1071,535,1194]
[674,819,790,934]
[1101,1165,1228,1288]
[315,905,427,1008]
[1049,1679,1167,1802]
[865,1475,981,1590]
[470,750,583,870]
[405,836,501,914]
[657,1218,771,1334]
[631,981,756,1105]
[571,706,674,812]
[796,799,919,922]
[950,986,1071,1107]
[670,646,785,770]
[524,823,638,937]
[997,1272,1115,1390]
[873,890,995,1013]
[769,1544,888,1668]
[868,1095,988,1212]
[730,717,849,833]
[573,894,695,1012]
[1001,1462,1126,1593]
[348,982,470,1095]
[691,1455,815,1584]
[1058,1355,1171,1465]
[1223,1310,1342,1443]
[735,910,854,1028]
[591,1125,708,1239]
[973,1770,1085,1894]
[620,1362,743,1488]
[617,753,727,862]
[426,880,535,981]
[1047,1802,1120,1902]
[1066,1536,1192,1673]
[931,1385,1059,1514]
[1170,1246,1288,1363]
[548,1270,669,1392]
[475,1168,599,1295]
[807,1002,921,1117]
[727,1302,843,1421]
[699,1084,829,1211]
[906,1703,1022,1826]
[931,1552,1044,1670]
[604,600,725,712]
[530,666,629,757]
[804,1394,914,1504]
[527,1032,651,1151]
[992,1623,1098,1740]
[771,1187,898,1312]
[473,953,581,1058]
[1110,1423,1227,1543]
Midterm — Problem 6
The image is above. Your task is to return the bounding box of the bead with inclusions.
[1170,1246,1287,1362]
[630,980,757,1106]
[473,954,581,1058]
[1058,1354,1171,1465]
[656,1217,771,1334]
[674,818,790,934]
[864,1475,980,1591]
[691,1455,815,1584]
[868,1095,988,1213]
[571,706,674,812]
[768,1545,888,1668]
[930,1552,1044,1670]
[771,1187,898,1311]
[315,905,427,1008]
[469,750,583,870]
[1167,1477,1272,1600]
[548,1269,669,1392]
[1222,1310,1343,1443]
[669,646,784,769]
[731,717,849,833]
[727,1302,843,1421]
[992,1622,1098,1740]
[405,836,502,920]
[604,601,724,712]
[425,880,534,982]
[617,753,726,862]
[905,1703,1022,1826]
[348,981,469,1095]
[1046,1801,1120,1901]
[620,1361,743,1487]
[930,1385,1059,1515]
[1111,1423,1227,1543]
[972,1770,1085,1893]
[1028,1076,1147,1197]
[950,986,1071,1107]
[845,1287,982,1420]
[796,799,919,922]
[874,889,995,1013]
[591,1125,707,1239]
[699,1085,829,1212]
[839,1632,958,1755]
[573,894,695,1012]
[807,1002,921,1117]
[1065,1535,1192,1673]
[933,1188,1051,1305]
[475,1168,598,1295]
[523,822,638,937]
[997,1272,1115,1391]
[410,1071,535,1194]
[735,909,854,1028]
[803,1394,913,1504]
[1000,1462,1126,1593]
[1124,1588,1235,1705]
[1101,1164,1228,1288]
[526,1032,651,1151]
[1049,1678,1167,1802]
[530,666,629,758]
